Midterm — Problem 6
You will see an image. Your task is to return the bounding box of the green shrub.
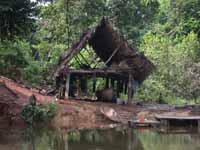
[0,39,31,78]
[21,103,58,125]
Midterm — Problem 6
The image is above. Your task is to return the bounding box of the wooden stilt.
[111,79,115,89]
[131,79,135,99]
[65,73,71,99]
[105,77,109,88]
[124,82,127,94]
[119,80,123,93]
[92,73,96,93]
[80,75,87,94]
[128,73,133,104]
[117,80,121,98]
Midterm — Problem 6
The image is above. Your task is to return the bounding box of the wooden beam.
[124,82,127,94]
[105,77,109,88]
[117,80,121,98]
[92,73,96,93]
[69,69,123,78]
[104,46,120,66]
[128,73,133,104]
[156,115,200,120]
[78,52,91,67]
[92,57,104,69]
[74,56,82,66]
[65,73,71,99]
[69,68,134,73]
[55,29,94,76]
[111,79,115,89]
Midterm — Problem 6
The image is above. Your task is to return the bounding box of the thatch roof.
[56,17,155,83]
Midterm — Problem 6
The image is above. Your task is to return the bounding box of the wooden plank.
[65,73,71,99]
[92,73,96,93]
[158,128,198,134]
[78,52,91,67]
[156,115,200,120]
[104,45,120,65]
[127,73,133,104]
[68,69,126,79]
[69,69,116,74]
[128,119,160,128]
[69,68,136,73]
[105,77,109,88]
[55,29,94,76]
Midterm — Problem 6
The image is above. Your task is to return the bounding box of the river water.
[0,127,199,150]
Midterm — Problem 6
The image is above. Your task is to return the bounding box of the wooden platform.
[155,115,200,120]
[155,115,200,131]
[128,119,160,128]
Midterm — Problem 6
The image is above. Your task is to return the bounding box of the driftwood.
[100,107,122,123]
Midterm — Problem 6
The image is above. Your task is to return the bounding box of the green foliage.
[0,39,31,79]
[136,31,200,103]
[107,0,159,44]
[0,0,200,105]
[23,61,45,86]
[0,0,37,40]
[21,103,58,125]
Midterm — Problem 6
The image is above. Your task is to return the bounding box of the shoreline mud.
[0,76,199,130]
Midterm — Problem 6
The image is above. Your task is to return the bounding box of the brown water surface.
[0,127,199,150]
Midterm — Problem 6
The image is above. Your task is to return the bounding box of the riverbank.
[0,76,199,130]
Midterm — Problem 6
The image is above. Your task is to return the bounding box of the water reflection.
[0,127,199,150]
[68,127,144,150]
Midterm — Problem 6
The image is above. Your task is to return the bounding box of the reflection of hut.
[55,17,155,104]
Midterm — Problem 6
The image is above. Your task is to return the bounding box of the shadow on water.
[0,127,200,150]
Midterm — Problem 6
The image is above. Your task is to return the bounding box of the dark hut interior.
[55,17,155,104]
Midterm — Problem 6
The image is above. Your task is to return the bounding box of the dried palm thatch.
[56,17,155,83]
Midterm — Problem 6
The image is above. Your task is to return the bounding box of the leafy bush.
[21,103,58,125]
[0,39,31,79]
[136,32,200,104]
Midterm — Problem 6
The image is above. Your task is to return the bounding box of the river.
[0,127,199,150]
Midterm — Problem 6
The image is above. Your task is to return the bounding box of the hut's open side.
[55,17,155,103]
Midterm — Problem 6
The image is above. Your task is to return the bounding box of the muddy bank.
[0,76,199,130]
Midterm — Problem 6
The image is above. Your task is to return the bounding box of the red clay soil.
[0,76,199,130]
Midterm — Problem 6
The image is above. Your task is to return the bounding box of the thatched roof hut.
[55,17,155,103]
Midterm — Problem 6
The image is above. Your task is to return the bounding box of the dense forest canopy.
[0,0,199,104]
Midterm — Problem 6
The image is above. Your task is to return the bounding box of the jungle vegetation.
[0,0,199,104]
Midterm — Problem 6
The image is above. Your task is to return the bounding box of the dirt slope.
[0,76,198,130]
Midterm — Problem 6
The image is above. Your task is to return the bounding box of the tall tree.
[0,0,37,40]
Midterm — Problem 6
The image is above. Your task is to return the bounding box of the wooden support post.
[198,120,200,133]
[128,73,133,104]
[105,77,109,88]
[79,52,91,67]
[160,119,169,132]
[124,82,127,94]
[80,75,87,94]
[64,134,69,150]
[117,80,121,98]
[131,79,135,99]
[65,73,71,99]
[104,46,120,66]
[127,127,133,150]
[92,73,96,93]
[111,79,115,89]
[119,80,123,93]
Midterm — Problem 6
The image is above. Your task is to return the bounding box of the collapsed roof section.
[56,17,155,83]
